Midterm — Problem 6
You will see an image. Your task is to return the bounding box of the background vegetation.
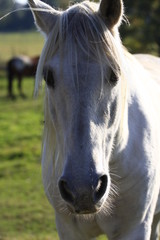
[0,0,159,239]
[0,32,58,240]
[122,0,160,55]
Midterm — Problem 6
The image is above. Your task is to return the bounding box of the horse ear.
[28,0,59,35]
[98,0,124,29]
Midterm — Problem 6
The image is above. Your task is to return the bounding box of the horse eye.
[110,70,118,84]
[43,69,55,88]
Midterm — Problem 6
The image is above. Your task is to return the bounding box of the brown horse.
[7,55,39,98]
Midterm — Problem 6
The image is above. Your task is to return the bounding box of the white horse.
[28,0,160,239]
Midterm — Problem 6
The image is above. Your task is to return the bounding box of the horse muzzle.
[58,174,108,214]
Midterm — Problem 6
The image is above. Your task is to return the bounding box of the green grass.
[0,32,44,64]
[0,77,59,240]
[0,32,106,240]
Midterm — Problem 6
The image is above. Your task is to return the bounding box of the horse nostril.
[94,175,108,203]
[58,178,75,204]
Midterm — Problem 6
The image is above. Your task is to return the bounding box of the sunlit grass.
[0,77,59,240]
[0,32,44,64]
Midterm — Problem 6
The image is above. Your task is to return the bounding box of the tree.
[0,0,13,12]
[0,2,34,32]
[121,0,160,55]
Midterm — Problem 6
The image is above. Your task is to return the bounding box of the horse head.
[28,0,125,215]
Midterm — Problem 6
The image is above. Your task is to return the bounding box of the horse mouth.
[58,174,108,215]
[67,202,101,215]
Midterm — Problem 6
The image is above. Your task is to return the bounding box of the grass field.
[0,32,106,239]
[0,76,59,240]
[0,31,44,64]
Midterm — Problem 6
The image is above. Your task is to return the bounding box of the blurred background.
[0,0,159,239]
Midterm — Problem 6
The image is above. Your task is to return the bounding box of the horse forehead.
[47,51,105,80]
[49,49,90,66]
